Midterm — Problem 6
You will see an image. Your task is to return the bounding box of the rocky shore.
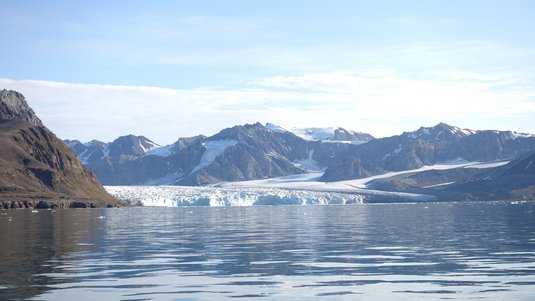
[0,198,121,209]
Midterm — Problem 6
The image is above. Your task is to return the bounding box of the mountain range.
[0,89,123,208]
[65,118,535,201]
[2,89,533,204]
[65,123,377,186]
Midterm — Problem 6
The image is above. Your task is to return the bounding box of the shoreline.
[0,198,127,209]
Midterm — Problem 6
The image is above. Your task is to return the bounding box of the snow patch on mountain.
[265,123,288,133]
[190,139,238,174]
[100,146,110,159]
[509,131,535,140]
[463,161,510,169]
[384,144,402,160]
[294,149,324,172]
[452,127,477,136]
[139,139,159,153]
[78,149,90,165]
[422,182,455,188]
[291,127,337,141]
[265,123,372,144]
[145,144,174,157]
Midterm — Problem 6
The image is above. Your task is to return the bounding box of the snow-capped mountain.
[265,123,374,143]
[66,122,535,188]
[66,123,369,185]
[65,135,159,165]
[402,122,477,141]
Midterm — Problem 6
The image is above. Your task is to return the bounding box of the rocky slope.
[0,90,124,209]
[449,151,535,201]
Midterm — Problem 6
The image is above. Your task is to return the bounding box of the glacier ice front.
[105,186,366,207]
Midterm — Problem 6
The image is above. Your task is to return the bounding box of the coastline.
[0,197,127,209]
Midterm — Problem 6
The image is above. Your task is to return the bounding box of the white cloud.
[1,73,534,145]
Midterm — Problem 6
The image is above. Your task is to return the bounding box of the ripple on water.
[0,202,534,300]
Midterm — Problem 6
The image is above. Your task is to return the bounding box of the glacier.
[105,160,511,207]
[105,186,367,207]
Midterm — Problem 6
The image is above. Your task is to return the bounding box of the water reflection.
[0,210,106,300]
[0,202,534,300]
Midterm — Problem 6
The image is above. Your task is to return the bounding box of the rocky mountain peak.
[108,135,159,157]
[210,122,269,141]
[85,139,107,148]
[403,122,476,141]
[174,135,206,149]
[265,123,289,133]
[332,127,375,142]
[0,89,44,127]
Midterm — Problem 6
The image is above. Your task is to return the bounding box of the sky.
[1,0,535,144]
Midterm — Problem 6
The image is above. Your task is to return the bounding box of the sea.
[1,201,534,300]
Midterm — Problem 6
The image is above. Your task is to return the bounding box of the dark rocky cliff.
[0,90,124,208]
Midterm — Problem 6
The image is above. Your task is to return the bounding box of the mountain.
[68,123,309,185]
[65,134,159,165]
[321,123,535,181]
[67,123,370,185]
[0,89,124,209]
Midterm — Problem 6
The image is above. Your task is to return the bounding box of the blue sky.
[1,0,535,144]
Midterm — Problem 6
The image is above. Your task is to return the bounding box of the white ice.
[105,185,367,207]
[139,140,159,153]
[222,160,510,196]
[145,144,174,157]
[190,139,238,174]
[294,149,324,172]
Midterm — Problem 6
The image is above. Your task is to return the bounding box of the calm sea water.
[1,202,534,300]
